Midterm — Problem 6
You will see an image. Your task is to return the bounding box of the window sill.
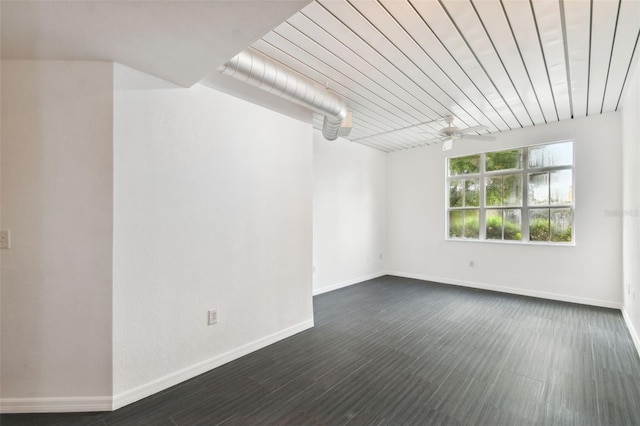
[445,237,575,247]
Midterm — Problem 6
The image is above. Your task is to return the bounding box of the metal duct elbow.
[218,49,348,141]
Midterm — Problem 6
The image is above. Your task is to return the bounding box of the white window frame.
[445,140,575,245]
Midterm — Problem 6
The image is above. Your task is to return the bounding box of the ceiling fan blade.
[350,119,442,141]
[459,124,489,133]
[461,134,498,141]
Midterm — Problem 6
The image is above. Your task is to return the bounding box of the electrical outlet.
[208,310,218,325]
[469,260,475,267]
[0,230,10,249]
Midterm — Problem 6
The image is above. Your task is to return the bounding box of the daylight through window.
[446,141,574,244]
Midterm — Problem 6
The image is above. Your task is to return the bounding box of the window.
[446,141,574,244]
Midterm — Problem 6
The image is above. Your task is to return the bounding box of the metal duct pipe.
[218,49,348,141]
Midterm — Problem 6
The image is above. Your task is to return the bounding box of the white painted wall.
[1,61,113,402]
[1,58,630,412]
[112,65,313,405]
[621,61,640,352]
[312,134,387,294]
[387,113,622,307]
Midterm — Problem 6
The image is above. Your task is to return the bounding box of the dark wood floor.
[4,275,640,425]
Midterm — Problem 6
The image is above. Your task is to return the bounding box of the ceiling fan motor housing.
[441,126,459,136]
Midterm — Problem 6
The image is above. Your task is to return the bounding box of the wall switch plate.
[0,230,10,249]
[208,310,218,325]
[469,260,475,267]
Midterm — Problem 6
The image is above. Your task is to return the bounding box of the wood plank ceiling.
[246,0,640,152]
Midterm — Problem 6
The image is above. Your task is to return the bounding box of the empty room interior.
[1,0,640,424]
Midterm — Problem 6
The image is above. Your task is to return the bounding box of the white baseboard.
[387,271,622,310]
[111,319,314,410]
[1,320,313,414]
[313,271,387,296]
[3,274,626,414]
[622,307,640,358]
[0,396,113,414]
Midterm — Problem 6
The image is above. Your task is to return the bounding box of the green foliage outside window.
[449,179,479,208]
[464,211,479,238]
[449,210,479,239]
[529,209,572,242]
[449,211,463,238]
[486,175,522,207]
[486,210,522,241]
[485,149,522,172]
[448,155,480,176]
[552,226,573,242]
[485,214,502,239]
[450,180,463,208]
[529,217,551,241]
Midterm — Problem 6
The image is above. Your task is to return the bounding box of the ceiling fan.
[438,115,496,151]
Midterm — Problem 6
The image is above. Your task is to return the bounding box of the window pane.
[528,172,549,205]
[550,170,572,205]
[449,155,480,176]
[551,208,572,242]
[465,179,480,207]
[485,177,502,207]
[449,180,463,207]
[449,211,463,238]
[503,174,523,206]
[486,209,522,241]
[529,209,550,241]
[486,209,503,240]
[464,210,479,238]
[504,209,522,241]
[528,141,573,169]
[485,149,522,171]
[449,180,464,207]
